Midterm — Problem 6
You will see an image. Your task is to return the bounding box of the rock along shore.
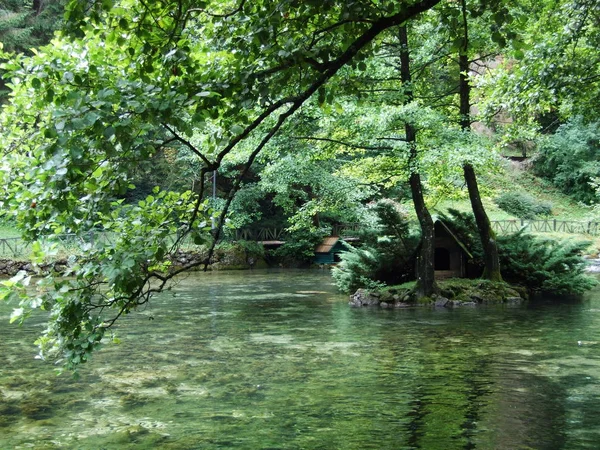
[0,248,261,278]
[349,280,527,309]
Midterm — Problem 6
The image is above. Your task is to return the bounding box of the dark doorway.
[435,248,450,270]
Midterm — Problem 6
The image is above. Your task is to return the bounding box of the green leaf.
[10,308,24,324]
[103,126,115,138]
[230,124,244,135]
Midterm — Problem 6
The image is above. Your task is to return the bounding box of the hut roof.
[315,236,340,253]
[434,219,473,259]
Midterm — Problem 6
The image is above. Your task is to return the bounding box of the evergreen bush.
[494,192,552,219]
[332,200,419,293]
[331,244,387,293]
[498,230,595,295]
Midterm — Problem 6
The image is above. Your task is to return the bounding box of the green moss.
[20,392,55,420]
[119,392,149,409]
[384,278,526,305]
[417,296,434,305]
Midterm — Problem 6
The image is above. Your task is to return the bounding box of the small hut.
[314,237,346,264]
[434,219,472,279]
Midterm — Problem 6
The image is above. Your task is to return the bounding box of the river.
[0,269,599,449]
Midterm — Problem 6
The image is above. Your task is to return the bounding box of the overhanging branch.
[293,136,393,151]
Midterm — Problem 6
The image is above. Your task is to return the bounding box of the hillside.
[430,157,600,254]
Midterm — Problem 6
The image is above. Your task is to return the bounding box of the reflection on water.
[1,269,600,449]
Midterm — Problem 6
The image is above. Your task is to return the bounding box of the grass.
[0,223,22,239]
[431,159,593,221]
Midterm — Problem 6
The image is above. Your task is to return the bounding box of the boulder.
[434,297,449,308]
[349,289,381,307]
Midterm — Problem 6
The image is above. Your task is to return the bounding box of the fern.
[499,232,596,295]
[332,244,384,293]
[333,200,419,293]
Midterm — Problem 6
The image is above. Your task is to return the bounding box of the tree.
[533,118,600,204]
[0,0,66,99]
[0,0,65,53]
[456,0,502,281]
[398,25,438,297]
[0,0,442,369]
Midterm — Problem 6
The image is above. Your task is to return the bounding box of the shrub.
[213,240,265,267]
[498,230,596,295]
[494,192,552,219]
[533,117,600,204]
[332,200,419,293]
[272,229,326,266]
[234,240,265,260]
[441,209,596,295]
[331,244,387,293]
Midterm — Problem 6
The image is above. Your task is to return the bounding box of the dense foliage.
[498,231,596,296]
[494,192,552,219]
[533,118,600,204]
[0,0,65,53]
[272,230,327,267]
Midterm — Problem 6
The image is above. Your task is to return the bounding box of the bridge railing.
[332,223,363,237]
[232,227,288,242]
[232,223,366,242]
[491,219,600,236]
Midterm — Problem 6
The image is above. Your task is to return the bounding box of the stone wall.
[0,248,258,278]
[0,259,68,277]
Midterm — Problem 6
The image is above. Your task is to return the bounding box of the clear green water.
[1,269,600,449]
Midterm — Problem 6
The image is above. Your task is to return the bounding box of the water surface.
[1,269,599,449]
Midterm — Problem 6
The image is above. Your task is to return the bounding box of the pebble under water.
[1,269,600,449]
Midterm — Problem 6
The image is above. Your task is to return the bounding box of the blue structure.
[314,237,346,264]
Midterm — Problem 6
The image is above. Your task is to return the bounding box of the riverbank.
[0,247,264,277]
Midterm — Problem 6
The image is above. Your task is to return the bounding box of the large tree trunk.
[459,2,502,281]
[400,26,438,297]
[463,163,502,280]
[410,171,438,296]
